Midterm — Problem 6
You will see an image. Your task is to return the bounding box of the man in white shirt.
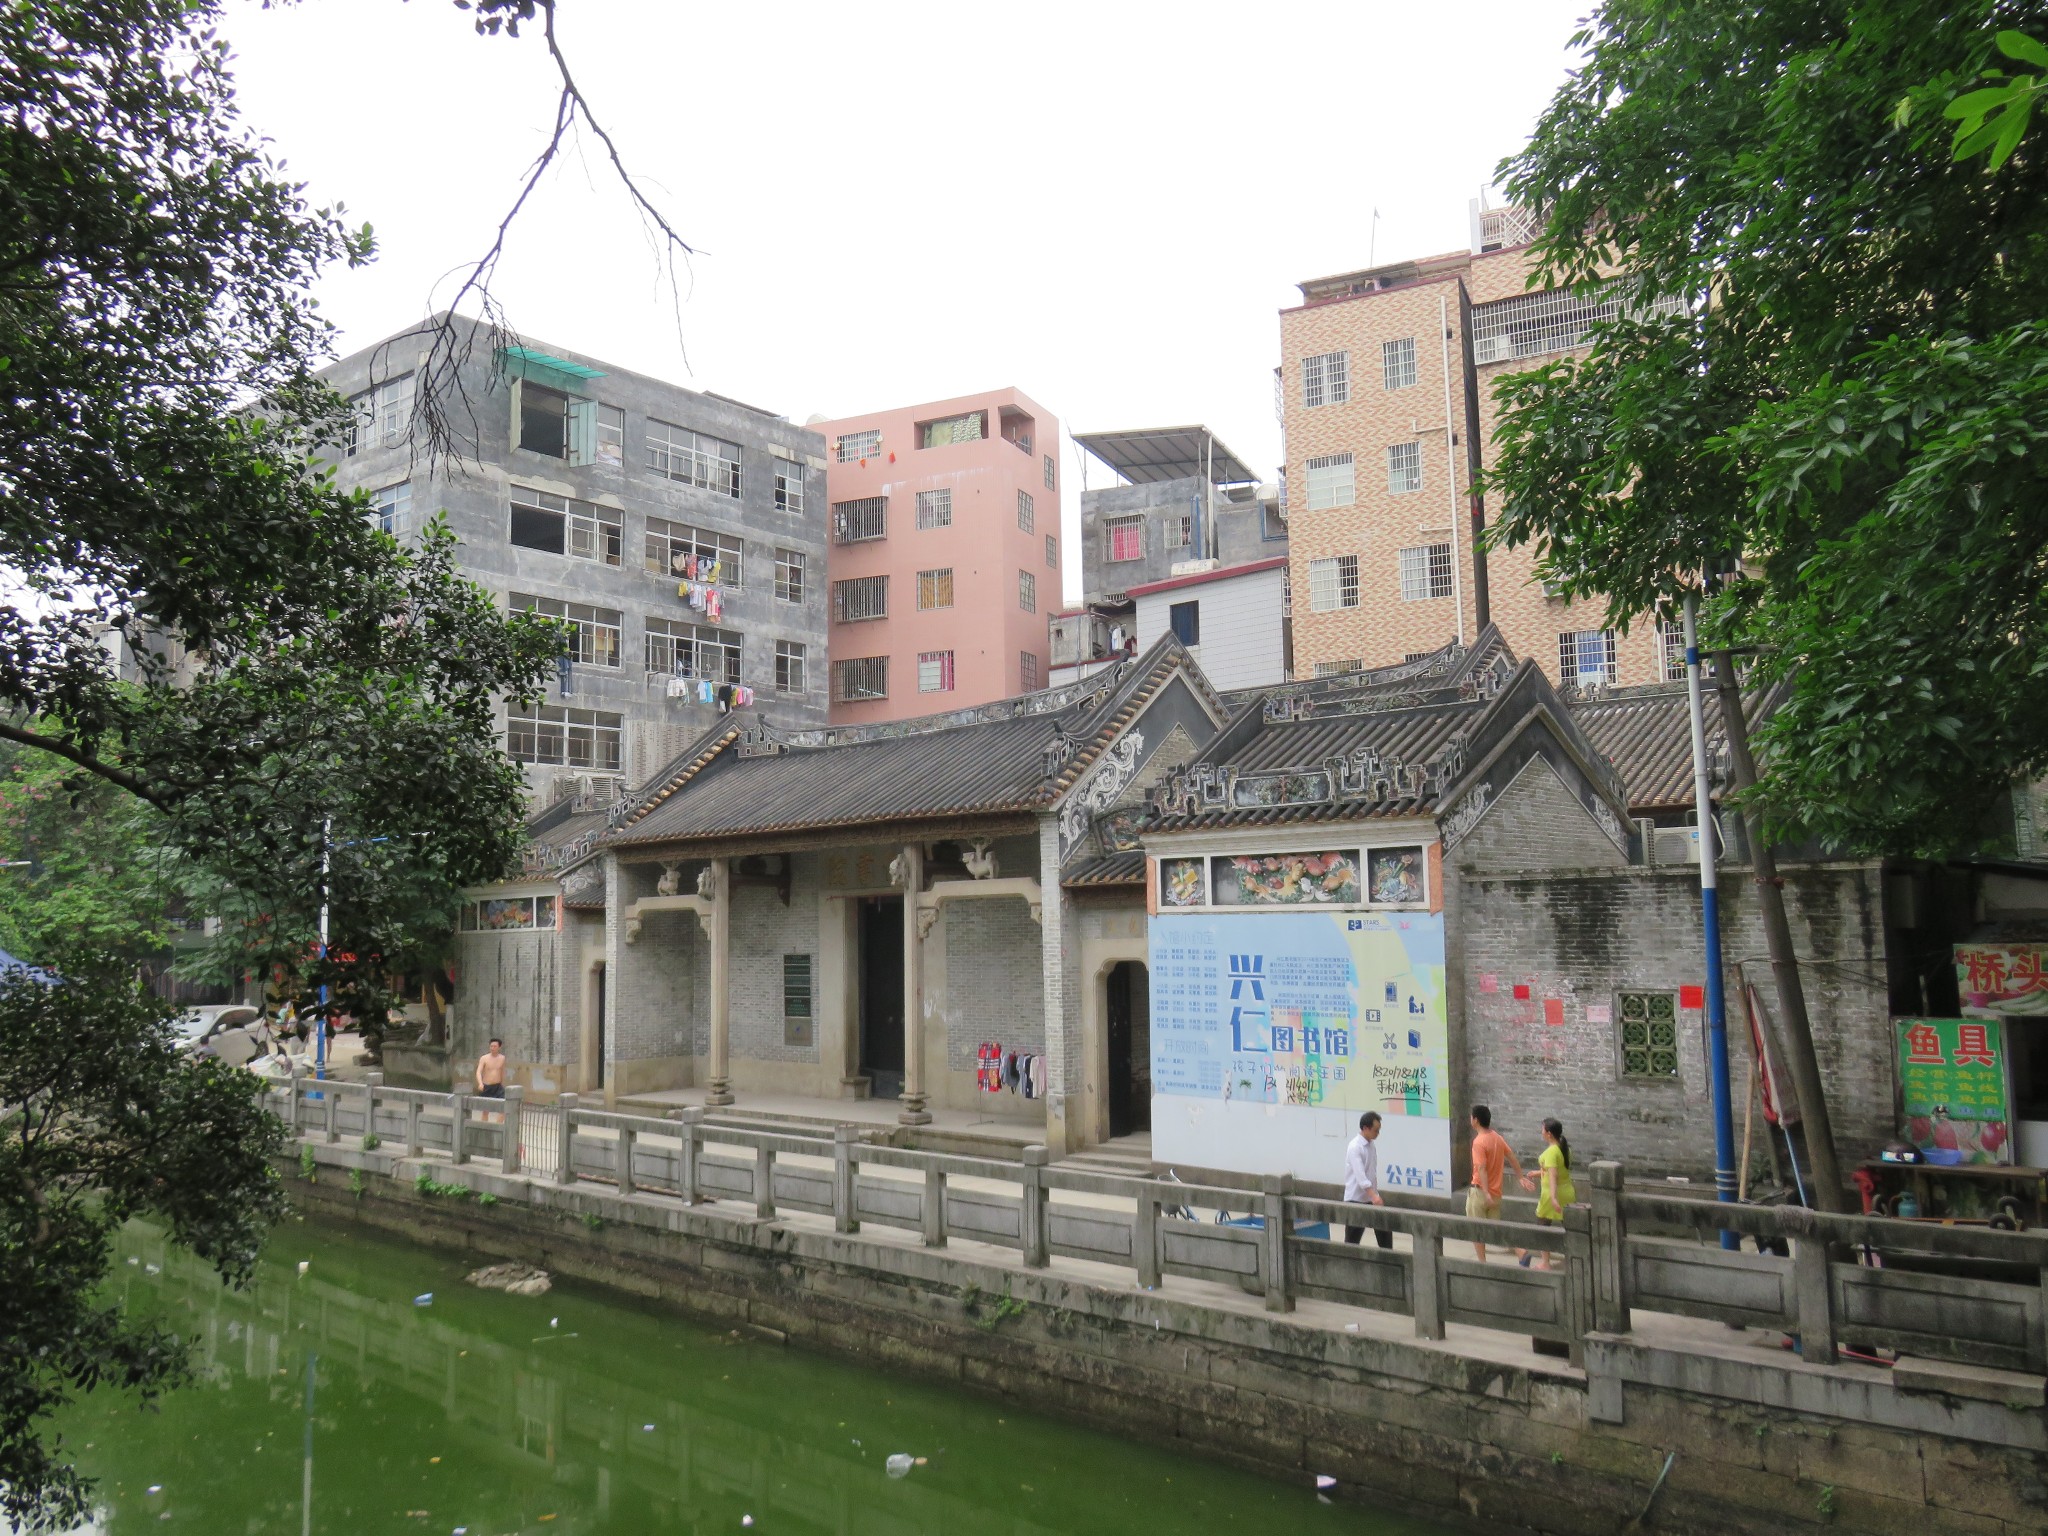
[1342,1111,1394,1250]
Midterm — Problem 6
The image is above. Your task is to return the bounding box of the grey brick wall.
[940,897,1046,1070]
[1455,755,1628,875]
[1454,864,1892,1181]
[606,859,702,1064]
[731,855,822,1066]
[453,928,558,1066]
[1039,815,1084,1137]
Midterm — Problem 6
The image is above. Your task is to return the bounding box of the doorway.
[591,961,606,1092]
[1106,960,1151,1137]
[857,897,905,1099]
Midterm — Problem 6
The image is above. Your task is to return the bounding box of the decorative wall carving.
[1057,731,1144,857]
[1439,782,1494,850]
[656,861,683,896]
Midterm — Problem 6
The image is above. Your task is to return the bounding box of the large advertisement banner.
[1148,910,1452,1193]
[1896,1017,2013,1164]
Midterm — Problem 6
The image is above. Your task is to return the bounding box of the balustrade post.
[449,1093,469,1166]
[1021,1146,1050,1267]
[832,1125,859,1234]
[617,1122,637,1197]
[502,1086,524,1175]
[1410,1218,1446,1339]
[1260,1174,1294,1314]
[323,1080,339,1144]
[405,1093,423,1158]
[923,1165,947,1248]
[287,1063,305,1133]
[1788,1209,1837,1365]
[678,1107,704,1204]
[1563,1205,1596,1366]
[1587,1161,1629,1335]
[1134,1183,1162,1290]
[755,1141,776,1219]
[365,1071,383,1146]
[557,1093,579,1185]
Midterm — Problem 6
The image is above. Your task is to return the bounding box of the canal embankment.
[273,1078,2048,1536]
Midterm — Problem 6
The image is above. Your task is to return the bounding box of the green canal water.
[51,1218,1454,1535]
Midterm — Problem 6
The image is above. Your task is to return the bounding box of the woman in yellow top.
[1517,1118,1575,1269]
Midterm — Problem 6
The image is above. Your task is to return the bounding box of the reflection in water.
[48,1219,1448,1534]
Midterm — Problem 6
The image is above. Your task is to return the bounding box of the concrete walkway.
[616,1085,1049,1148]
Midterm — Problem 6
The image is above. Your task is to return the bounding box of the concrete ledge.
[1894,1356,2047,1410]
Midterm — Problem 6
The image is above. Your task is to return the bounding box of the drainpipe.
[1439,294,1466,645]
[1684,596,1739,1247]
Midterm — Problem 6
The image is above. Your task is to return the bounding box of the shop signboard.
[1149,909,1451,1191]
[1895,1017,2012,1164]
[1955,942,2048,1016]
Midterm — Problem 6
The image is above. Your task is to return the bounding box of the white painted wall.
[1134,565,1287,690]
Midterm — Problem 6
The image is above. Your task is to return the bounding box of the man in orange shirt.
[1466,1104,1525,1261]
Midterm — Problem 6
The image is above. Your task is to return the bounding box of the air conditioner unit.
[1652,827,1702,865]
[1632,818,1656,864]
[1473,336,1512,364]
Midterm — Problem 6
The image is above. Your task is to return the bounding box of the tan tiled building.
[1278,201,1684,690]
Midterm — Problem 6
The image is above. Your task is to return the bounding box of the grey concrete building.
[319,317,829,805]
[1073,426,1285,603]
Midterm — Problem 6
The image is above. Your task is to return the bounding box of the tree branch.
[0,721,171,811]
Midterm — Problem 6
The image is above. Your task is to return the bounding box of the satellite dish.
[804,413,828,426]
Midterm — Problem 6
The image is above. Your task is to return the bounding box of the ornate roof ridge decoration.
[734,719,786,757]
[1150,738,1469,820]
[520,826,602,874]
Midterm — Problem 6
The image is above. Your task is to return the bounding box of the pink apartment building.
[813,389,1064,723]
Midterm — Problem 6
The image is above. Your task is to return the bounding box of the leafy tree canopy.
[1485,0,2048,854]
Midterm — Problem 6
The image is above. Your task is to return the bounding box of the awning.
[1074,426,1258,486]
[499,346,606,381]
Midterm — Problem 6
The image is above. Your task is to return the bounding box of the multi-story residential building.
[320,317,829,804]
[1277,200,1687,688]
[1073,426,1282,603]
[811,389,1062,723]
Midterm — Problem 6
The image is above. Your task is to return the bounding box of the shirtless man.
[475,1037,508,1121]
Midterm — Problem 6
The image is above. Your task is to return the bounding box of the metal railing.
[275,1075,2048,1374]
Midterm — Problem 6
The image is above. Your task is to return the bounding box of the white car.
[173,1005,261,1052]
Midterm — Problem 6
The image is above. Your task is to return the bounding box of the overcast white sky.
[222,0,1591,601]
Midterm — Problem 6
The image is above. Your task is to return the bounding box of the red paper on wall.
[1680,984,1706,1009]
[1512,983,1531,1001]
[1543,998,1565,1026]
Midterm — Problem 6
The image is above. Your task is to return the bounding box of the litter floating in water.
[296,1261,309,1276]
[1315,1474,1337,1491]
[413,1293,433,1306]
[429,1457,441,1465]
[144,1263,160,1276]
[642,1424,656,1432]
[126,1257,139,1267]
[146,1486,162,1495]
[884,1454,929,1479]
[741,1518,754,1528]
[550,1317,559,1328]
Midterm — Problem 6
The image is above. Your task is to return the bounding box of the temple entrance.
[591,962,606,1092]
[857,896,905,1099]
[1106,960,1150,1137]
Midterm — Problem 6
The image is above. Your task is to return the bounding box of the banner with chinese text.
[1955,943,2048,1017]
[1148,910,1451,1190]
[1895,1017,2012,1164]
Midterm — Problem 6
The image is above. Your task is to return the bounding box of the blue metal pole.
[1683,597,1740,1249]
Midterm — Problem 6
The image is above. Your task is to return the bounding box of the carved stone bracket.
[914,876,1045,936]
[622,893,713,944]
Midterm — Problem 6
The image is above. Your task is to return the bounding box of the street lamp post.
[1684,596,1740,1249]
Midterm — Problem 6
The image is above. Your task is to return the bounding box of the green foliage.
[0,960,285,1531]
[298,1145,317,1183]
[582,1210,604,1231]
[1817,1483,1839,1517]
[411,1172,475,1200]
[360,1132,381,1152]
[1487,0,2048,853]
[0,748,174,963]
[476,1190,498,1209]
[1946,30,2048,166]
[347,1168,364,1200]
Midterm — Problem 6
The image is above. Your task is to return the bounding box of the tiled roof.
[1569,681,1781,813]
[1060,851,1147,888]
[605,639,1214,849]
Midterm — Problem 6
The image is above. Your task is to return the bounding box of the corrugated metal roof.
[1569,682,1780,812]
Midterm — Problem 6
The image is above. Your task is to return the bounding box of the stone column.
[706,856,733,1106]
[897,842,931,1125]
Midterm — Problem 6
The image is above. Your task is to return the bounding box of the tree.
[0,749,175,966]
[1483,1,2048,1206]
[1,1,565,1522]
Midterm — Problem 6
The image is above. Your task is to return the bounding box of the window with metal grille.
[832,496,888,543]
[1305,453,1354,510]
[1470,277,1689,363]
[1559,628,1619,685]
[1017,489,1034,532]
[1169,601,1200,646]
[512,593,621,667]
[644,617,740,683]
[1303,351,1349,408]
[773,458,804,514]
[1309,555,1359,611]
[1399,543,1453,601]
[1383,337,1418,391]
[1045,533,1057,568]
[1044,453,1056,490]
[1662,620,1688,681]
[1020,650,1040,690]
[834,575,888,622]
[774,548,805,604]
[1018,569,1036,613]
[506,705,622,771]
[917,568,953,609]
[1105,515,1143,562]
[645,517,742,587]
[917,650,955,692]
[915,488,952,529]
[510,487,622,565]
[919,410,986,448]
[783,953,814,1021]
[775,640,806,694]
[1313,658,1364,676]
[1404,651,1431,663]
[1387,442,1422,494]
[836,429,880,463]
[368,482,410,536]
[1618,992,1680,1078]
[833,655,888,701]
[347,375,414,455]
[646,420,742,497]
[1168,513,1192,548]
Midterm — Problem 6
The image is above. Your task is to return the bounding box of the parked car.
[173,1005,260,1052]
